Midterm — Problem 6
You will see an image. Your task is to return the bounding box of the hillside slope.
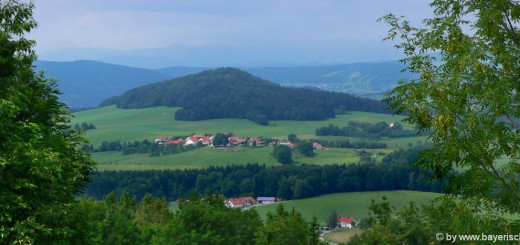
[157,61,415,95]
[101,68,390,124]
[34,60,169,108]
[34,60,414,108]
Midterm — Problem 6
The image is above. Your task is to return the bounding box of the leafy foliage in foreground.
[349,196,520,244]
[101,68,390,124]
[66,193,324,245]
[350,0,520,243]
[382,0,520,215]
[0,1,95,243]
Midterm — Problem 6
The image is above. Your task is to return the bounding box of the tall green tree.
[296,141,315,157]
[0,1,95,243]
[212,133,229,147]
[273,145,293,164]
[381,0,520,214]
[327,210,338,228]
[255,205,324,245]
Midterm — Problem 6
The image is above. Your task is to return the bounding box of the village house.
[337,216,357,228]
[154,137,170,144]
[248,138,264,147]
[257,196,277,204]
[163,139,184,146]
[241,196,256,207]
[278,140,296,149]
[312,142,326,150]
[228,136,246,146]
[225,198,244,208]
[201,136,213,146]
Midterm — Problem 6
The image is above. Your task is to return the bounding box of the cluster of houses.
[155,134,267,147]
[224,196,281,209]
[155,134,327,150]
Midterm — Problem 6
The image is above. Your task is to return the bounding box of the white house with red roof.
[155,137,170,144]
[201,136,213,146]
[241,196,256,207]
[337,216,357,228]
[164,139,184,146]
[228,136,246,146]
[312,142,326,150]
[184,136,202,146]
[225,198,245,208]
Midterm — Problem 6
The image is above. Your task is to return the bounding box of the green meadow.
[72,105,412,145]
[168,190,441,225]
[73,106,426,170]
[253,191,441,225]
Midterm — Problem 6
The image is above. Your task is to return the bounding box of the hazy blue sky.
[30,0,433,68]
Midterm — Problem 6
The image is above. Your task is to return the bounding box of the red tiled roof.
[338,216,355,223]
[164,139,184,145]
[229,198,244,205]
[241,196,255,203]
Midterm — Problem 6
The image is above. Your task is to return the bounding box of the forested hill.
[100,68,390,124]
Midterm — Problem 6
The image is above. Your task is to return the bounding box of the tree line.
[310,139,387,149]
[73,122,96,130]
[101,68,391,125]
[315,121,428,139]
[85,146,444,202]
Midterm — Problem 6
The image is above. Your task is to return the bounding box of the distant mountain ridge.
[35,59,415,108]
[34,60,169,108]
[101,68,390,125]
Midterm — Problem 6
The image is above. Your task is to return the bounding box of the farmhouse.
[337,216,357,228]
[312,142,326,150]
[278,140,296,149]
[241,196,256,207]
[184,136,200,146]
[225,198,245,208]
[257,196,277,204]
[228,136,247,146]
[155,137,170,144]
[163,139,184,146]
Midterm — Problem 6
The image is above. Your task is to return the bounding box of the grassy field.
[73,106,425,170]
[72,105,411,146]
[323,228,362,244]
[252,191,440,225]
[168,190,441,225]
[92,146,395,170]
[94,146,281,170]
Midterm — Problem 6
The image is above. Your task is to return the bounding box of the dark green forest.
[85,147,444,201]
[100,68,390,125]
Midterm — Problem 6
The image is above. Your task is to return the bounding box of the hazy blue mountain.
[243,61,416,95]
[156,61,416,96]
[34,59,415,108]
[34,60,169,108]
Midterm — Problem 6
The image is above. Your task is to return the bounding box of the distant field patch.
[72,106,410,146]
[324,228,362,244]
[253,190,441,225]
[74,106,426,170]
